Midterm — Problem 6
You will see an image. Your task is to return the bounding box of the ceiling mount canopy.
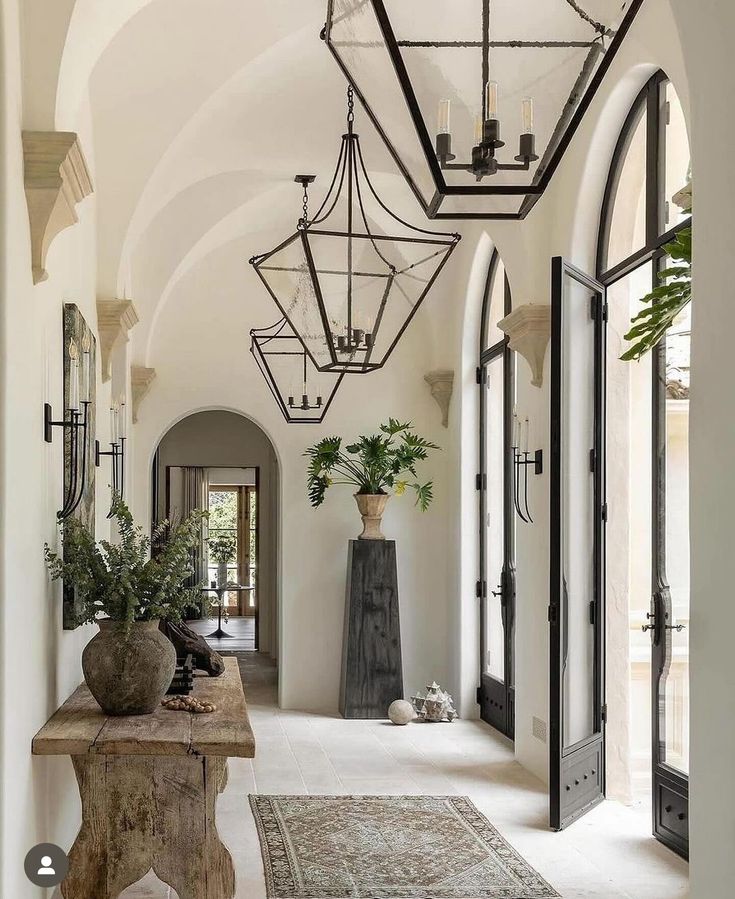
[249,87,460,374]
[323,0,644,219]
[250,318,344,424]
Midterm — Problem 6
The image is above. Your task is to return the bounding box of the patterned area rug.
[249,794,560,898]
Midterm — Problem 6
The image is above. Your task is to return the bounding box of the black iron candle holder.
[513,446,543,524]
[96,437,125,516]
[44,401,91,520]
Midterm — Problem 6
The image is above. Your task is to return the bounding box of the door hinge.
[476,686,483,705]
[601,503,608,522]
[589,448,596,473]
[602,303,609,323]
[548,605,558,624]
[589,600,596,625]
[476,366,483,385]
[601,703,608,724]
[476,473,483,490]
[590,296,597,320]
[476,580,485,599]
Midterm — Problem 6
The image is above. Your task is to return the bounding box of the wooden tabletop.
[32,657,255,759]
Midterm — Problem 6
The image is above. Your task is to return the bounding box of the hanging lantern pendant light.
[249,87,461,374]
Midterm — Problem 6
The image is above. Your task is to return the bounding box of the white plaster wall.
[666,2,735,894]
[0,3,111,894]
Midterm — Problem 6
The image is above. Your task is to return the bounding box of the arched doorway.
[152,410,280,662]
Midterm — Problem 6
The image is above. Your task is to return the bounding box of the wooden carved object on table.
[159,619,225,676]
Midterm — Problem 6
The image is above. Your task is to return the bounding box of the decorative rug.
[249,794,560,898]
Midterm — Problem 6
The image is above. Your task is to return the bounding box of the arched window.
[597,70,691,859]
[477,250,515,739]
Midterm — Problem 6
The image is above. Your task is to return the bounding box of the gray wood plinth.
[340,539,403,719]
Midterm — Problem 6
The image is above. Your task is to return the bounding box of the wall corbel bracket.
[97,299,139,382]
[424,370,454,428]
[498,304,551,388]
[131,366,156,423]
[23,132,93,284]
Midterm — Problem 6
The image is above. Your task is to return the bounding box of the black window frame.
[595,69,691,860]
[477,249,516,739]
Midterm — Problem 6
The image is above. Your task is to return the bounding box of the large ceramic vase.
[354,493,389,540]
[82,619,176,716]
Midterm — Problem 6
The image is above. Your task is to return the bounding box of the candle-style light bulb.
[80,331,91,403]
[474,113,484,146]
[485,81,499,120]
[119,395,127,439]
[110,401,119,444]
[521,97,534,135]
[437,99,451,135]
[523,417,530,453]
[68,339,80,411]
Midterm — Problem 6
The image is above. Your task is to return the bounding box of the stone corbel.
[97,299,139,383]
[23,132,93,284]
[424,370,454,428]
[131,366,156,424]
[498,304,551,388]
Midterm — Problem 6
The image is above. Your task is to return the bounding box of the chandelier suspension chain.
[563,0,613,36]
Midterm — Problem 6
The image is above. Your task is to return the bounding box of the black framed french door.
[549,257,607,830]
[647,336,689,858]
[478,344,516,738]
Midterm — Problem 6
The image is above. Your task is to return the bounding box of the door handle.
[491,585,503,597]
[642,613,685,633]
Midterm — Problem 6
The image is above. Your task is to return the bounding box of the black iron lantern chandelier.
[251,318,344,423]
[323,0,644,219]
[249,88,460,374]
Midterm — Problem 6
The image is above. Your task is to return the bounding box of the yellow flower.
[395,481,407,496]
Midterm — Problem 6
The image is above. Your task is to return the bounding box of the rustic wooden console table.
[32,657,254,899]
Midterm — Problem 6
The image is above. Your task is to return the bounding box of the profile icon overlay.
[24,843,69,887]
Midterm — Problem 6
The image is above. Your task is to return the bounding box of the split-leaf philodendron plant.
[621,219,691,362]
[305,419,439,511]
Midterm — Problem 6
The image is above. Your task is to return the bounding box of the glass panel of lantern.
[251,92,460,373]
[325,0,642,219]
[250,318,344,424]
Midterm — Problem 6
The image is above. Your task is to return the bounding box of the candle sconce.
[513,445,543,524]
[96,400,127,516]
[44,334,92,520]
[511,413,542,524]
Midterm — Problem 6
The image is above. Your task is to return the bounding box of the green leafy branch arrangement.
[621,222,691,362]
[45,495,208,628]
[305,418,439,511]
[207,533,237,564]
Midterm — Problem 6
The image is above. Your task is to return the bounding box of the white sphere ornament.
[388,699,415,726]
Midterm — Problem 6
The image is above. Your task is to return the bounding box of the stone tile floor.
[121,654,688,899]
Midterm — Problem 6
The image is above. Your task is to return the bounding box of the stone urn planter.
[355,493,389,540]
[82,619,176,716]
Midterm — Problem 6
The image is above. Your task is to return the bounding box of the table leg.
[62,756,235,899]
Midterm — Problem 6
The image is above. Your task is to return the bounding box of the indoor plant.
[45,495,207,715]
[305,418,438,539]
[207,533,237,587]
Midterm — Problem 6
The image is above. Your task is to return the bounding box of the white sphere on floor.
[388,699,415,725]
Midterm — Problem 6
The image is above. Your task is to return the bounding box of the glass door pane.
[483,355,505,682]
[662,309,690,774]
[561,274,597,748]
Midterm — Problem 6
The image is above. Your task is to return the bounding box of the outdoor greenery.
[45,495,207,627]
[207,532,237,564]
[305,418,439,511]
[622,222,691,362]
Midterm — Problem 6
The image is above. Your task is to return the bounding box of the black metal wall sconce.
[44,335,92,520]
[512,411,542,524]
[96,398,126,515]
